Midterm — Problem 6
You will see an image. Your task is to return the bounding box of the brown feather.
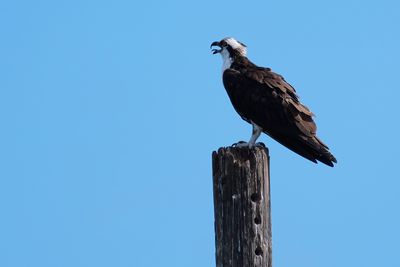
[222,57,337,166]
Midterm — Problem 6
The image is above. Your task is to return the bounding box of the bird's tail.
[295,135,337,167]
[313,136,337,167]
[267,132,337,167]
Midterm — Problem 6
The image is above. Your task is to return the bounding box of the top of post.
[212,145,269,158]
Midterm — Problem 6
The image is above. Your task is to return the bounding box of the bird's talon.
[256,142,266,147]
[232,141,248,147]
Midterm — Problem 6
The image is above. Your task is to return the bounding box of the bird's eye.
[221,42,227,47]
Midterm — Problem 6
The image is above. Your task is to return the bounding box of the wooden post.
[212,146,272,267]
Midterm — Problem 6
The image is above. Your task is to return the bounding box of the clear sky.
[1,0,399,266]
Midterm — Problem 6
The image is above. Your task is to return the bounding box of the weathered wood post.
[212,146,272,267]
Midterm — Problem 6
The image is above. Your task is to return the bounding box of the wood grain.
[212,146,272,267]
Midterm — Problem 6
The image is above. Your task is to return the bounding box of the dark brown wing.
[223,66,337,166]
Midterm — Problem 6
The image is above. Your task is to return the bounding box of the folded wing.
[223,67,337,166]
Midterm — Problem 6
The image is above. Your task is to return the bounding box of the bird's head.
[210,37,247,58]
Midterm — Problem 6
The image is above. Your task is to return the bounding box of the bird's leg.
[248,122,263,148]
[233,122,263,148]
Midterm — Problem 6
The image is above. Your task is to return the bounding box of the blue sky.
[1,0,399,266]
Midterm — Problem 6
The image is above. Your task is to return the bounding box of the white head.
[211,37,247,56]
[211,37,247,71]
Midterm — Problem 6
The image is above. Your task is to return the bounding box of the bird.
[211,37,337,167]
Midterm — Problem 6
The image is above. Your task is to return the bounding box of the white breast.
[220,48,232,72]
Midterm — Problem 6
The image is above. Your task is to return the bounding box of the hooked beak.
[210,41,221,54]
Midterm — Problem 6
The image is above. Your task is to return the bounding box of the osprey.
[211,37,337,167]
